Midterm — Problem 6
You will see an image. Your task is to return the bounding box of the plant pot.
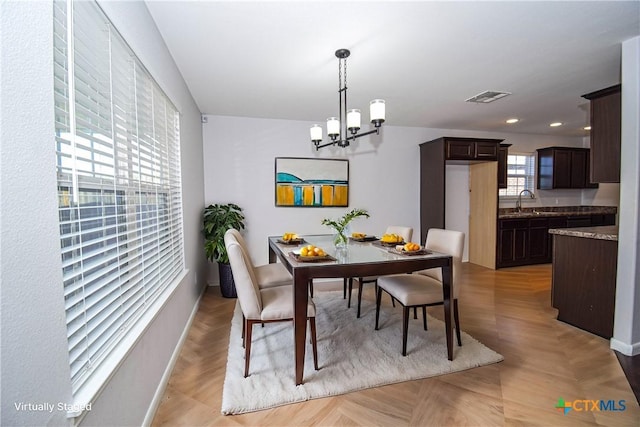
[218,262,237,298]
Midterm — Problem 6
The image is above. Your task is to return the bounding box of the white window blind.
[499,153,536,197]
[53,0,184,399]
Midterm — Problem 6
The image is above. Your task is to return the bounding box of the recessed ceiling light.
[506,118,519,124]
[584,126,591,131]
[550,122,563,127]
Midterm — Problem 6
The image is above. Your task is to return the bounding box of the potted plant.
[321,208,370,248]
[203,203,245,298]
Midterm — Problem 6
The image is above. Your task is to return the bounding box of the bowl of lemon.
[379,233,404,246]
[293,244,333,262]
[395,242,427,255]
[279,232,302,244]
[350,232,376,242]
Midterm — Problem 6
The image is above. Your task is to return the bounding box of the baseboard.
[142,284,207,426]
[610,337,640,356]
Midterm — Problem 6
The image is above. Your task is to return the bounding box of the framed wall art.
[275,157,349,207]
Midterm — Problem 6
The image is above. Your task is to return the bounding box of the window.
[54,0,184,404]
[499,153,536,197]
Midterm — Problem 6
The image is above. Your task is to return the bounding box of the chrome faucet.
[516,189,535,212]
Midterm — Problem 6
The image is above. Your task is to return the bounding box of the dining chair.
[225,229,292,289]
[349,225,413,318]
[229,229,319,298]
[375,228,465,356]
[226,239,319,377]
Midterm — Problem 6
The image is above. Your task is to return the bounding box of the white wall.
[202,115,613,271]
[0,2,205,426]
[612,35,640,356]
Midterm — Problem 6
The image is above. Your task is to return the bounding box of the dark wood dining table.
[268,234,454,385]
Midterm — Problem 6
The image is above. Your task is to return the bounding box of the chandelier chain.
[344,56,347,89]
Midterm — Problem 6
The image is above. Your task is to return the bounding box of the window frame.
[499,152,537,199]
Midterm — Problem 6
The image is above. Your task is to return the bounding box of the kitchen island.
[549,226,618,338]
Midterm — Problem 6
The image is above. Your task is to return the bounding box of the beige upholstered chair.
[226,239,319,377]
[350,226,414,318]
[375,228,465,356]
[225,229,291,289]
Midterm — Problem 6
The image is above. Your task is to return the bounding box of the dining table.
[268,234,455,385]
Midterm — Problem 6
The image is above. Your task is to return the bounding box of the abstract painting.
[275,157,349,207]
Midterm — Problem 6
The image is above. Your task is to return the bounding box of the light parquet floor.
[151,263,640,426]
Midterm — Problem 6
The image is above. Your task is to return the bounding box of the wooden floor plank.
[151,263,640,426]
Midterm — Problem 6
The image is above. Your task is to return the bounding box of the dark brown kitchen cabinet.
[537,147,598,189]
[528,218,550,262]
[497,219,529,267]
[498,218,549,267]
[444,137,500,161]
[496,213,615,268]
[498,144,511,189]
[590,213,616,226]
[582,84,621,183]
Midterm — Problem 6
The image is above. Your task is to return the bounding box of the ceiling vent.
[465,90,512,104]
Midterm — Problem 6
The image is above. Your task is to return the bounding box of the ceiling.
[145,1,640,137]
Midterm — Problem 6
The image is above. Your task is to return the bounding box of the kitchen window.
[499,153,536,197]
[54,0,184,411]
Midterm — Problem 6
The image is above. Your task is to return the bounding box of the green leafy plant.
[322,208,370,246]
[203,203,245,264]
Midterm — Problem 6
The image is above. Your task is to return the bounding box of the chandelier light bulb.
[310,124,323,142]
[347,109,361,133]
[327,117,340,138]
[370,99,386,127]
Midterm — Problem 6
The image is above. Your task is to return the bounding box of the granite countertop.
[548,225,618,241]
[499,205,617,219]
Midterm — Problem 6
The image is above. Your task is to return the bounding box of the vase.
[333,224,350,248]
[334,231,348,248]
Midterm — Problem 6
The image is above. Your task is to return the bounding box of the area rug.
[221,291,503,415]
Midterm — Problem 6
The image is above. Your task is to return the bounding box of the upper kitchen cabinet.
[498,144,511,189]
[582,84,621,183]
[537,147,598,189]
[444,137,501,161]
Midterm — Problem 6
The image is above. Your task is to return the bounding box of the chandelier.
[310,49,385,150]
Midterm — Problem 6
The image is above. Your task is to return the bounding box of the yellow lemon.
[403,242,420,251]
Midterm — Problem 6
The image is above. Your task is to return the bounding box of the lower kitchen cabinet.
[528,218,550,262]
[498,218,549,267]
[498,220,528,266]
[496,213,615,268]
